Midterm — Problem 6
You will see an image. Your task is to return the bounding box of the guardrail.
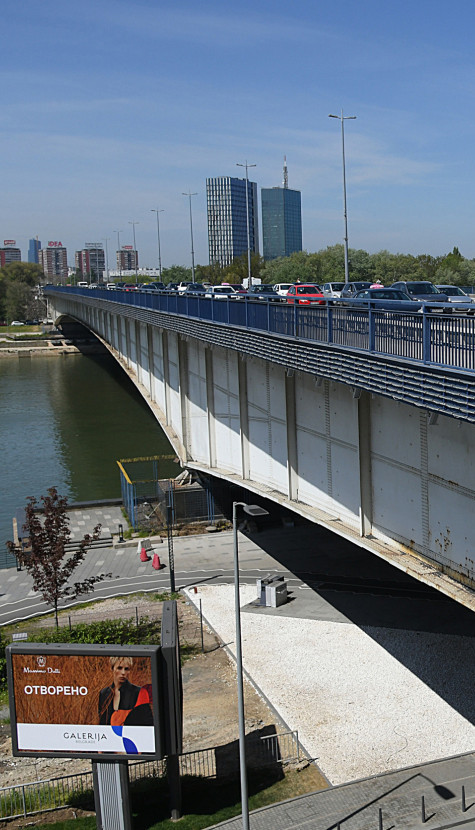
[0,730,301,821]
[47,286,475,374]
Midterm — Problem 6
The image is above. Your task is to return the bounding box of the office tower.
[116,247,138,271]
[39,244,68,281]
[28,237,41,264]
[75,246,106,281]
[261,158,302,260]
[206,176,259,267]
[0,245,21,266]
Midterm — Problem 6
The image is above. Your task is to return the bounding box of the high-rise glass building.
[261,159,302,260]
[28,237,41,263]
[206,176,259,267]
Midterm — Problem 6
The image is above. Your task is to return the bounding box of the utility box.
[256,575,288,608]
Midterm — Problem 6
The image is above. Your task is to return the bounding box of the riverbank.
[0,338,105,356]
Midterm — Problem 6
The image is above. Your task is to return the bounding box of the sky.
[3,0,475,269]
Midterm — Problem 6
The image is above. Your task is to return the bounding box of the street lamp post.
[232,500,269,830]
[236,161,256,288]
[114,230,122,280]
[151,208,164,278]
[182,192,197,281]
[103,238,110,282]
[329,110,356,284]
[128,221,139,283]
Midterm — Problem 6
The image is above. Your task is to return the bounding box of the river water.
[0,353,177,550]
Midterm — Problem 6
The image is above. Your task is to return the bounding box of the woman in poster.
[98,656,153,726]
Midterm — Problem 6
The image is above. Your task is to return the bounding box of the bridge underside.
[50,294,475,613]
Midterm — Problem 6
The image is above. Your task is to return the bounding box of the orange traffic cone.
[152,552,161,570]
[140,547,151,562]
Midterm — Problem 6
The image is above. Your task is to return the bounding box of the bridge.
[45,286,475,612]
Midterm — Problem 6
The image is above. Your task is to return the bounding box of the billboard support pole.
[93,760,132,830]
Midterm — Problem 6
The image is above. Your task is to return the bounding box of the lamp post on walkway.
[114,230,122,279]
[328,110,356,284]
[128,221,139,283]
[151,208,164,278]
[236,161,256,288]
[182,192,197,281]
[233,500,269,830]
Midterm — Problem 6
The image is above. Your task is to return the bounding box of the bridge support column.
[238,356,250,481]
[285,372,299,501]
[178,336,190,462]
[358,391,373,537]
[205,347,217,469]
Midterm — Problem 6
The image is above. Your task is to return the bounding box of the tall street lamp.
[233,500,269,830]
[236,161,256,288]
[329,110,356,284]
[151,208,164,278]
[128,221,139,283]
[114,230,122,279]
[182,192,197,281]
[103,237,110,282]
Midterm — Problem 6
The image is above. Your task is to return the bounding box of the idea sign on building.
[48,242,63,248]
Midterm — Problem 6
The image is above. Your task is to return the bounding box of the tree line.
[2,245,474,321]
[161,244,475,287]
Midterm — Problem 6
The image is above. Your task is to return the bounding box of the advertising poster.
[9,648,159,758]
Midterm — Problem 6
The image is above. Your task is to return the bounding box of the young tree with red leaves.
[7,487,110,627]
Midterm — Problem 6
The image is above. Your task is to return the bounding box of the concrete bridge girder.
[49,295,475,612]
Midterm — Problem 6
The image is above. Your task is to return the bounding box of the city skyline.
[4,1,475,268]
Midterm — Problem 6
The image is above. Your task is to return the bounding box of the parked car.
[391,281,449,302]
[273,283,293,296]
[246,284,283,301]
[204,285,238,299]
[322,282,346,298]
[11,321,25,326]
[146,282,166,291]
[436,285,474,304]
[183,283,207,294]
[286,284,325,305]
[346,288,423,311]
[339,282,372,298]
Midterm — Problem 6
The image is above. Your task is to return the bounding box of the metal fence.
[118,457,221,530]
[0,731,301,821]
[49,285,475,374]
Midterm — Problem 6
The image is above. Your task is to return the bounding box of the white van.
[77,281,88,288]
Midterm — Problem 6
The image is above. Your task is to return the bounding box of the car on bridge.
[339,281,372,298]
[286,284,325,305]
[246,284,284,301]
[344,288,423,311]
[322,281,346,297]
[182,283,207,295]
[436,285,474,305]
[204,285,238,299]
[391,281,449,302]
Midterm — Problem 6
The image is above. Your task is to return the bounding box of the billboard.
[3,240,15,246]
[7,644,163,761]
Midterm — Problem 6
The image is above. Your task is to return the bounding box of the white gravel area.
[186,584,475,786]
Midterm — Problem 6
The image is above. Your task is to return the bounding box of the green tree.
[5,280,32,321]
[260,251,320,284]
[196,262,227,285]
[6,488,110,627]
[224,252,264,283]
[161,264,192,284]
[0,262,43,321]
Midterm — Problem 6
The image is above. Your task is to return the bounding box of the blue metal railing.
[47,287,475,374]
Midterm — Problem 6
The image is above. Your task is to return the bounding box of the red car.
[286,284,325,305]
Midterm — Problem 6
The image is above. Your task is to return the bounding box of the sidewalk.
[209,751,475,830]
